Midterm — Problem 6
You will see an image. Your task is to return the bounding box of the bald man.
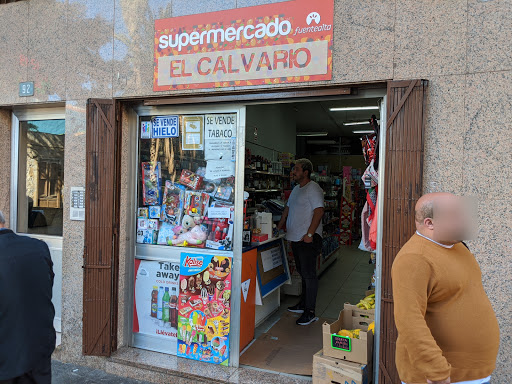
[392,193,499,384]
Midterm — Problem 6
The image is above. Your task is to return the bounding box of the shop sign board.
[151,115,179,138]
[205,114,236,161]
[133,259,180,344]
[154,0,334,90]
[177,253,232,365]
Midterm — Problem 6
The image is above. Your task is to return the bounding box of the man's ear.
[423,218,434,230]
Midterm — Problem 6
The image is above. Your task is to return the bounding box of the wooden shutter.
[83,99,121,356]
[379,80,428,383]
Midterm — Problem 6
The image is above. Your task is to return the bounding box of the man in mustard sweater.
[392,193,499,384]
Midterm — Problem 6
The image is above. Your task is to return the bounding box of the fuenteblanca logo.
[159,18,293,52]
[183,255,204,268]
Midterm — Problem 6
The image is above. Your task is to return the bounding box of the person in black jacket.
[0,210,55,384]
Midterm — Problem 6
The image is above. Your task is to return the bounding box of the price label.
[331,334,351,352]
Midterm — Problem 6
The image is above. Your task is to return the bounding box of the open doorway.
[239,95,383,377]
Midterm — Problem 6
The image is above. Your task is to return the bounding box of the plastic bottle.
[162,287,170,323]
[157,286,164,320]
[151,286,158,318]
[170,287,178,328]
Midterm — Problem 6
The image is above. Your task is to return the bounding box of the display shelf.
[244,189,281,193]
[246,169,286,177]
[323,217,339,225]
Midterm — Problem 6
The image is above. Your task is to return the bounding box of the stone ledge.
[107,347,312,384]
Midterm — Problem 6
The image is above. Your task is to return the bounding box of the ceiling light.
[330,106,379,111]
[297,132,328,137]
[307,140,337,145]
[352,130,375,134]
[344,121,370,126]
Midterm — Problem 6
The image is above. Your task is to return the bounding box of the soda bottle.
[151,286,158,318]
[162,287,170,323]
[170,287,178,328]
[157,286,164,320]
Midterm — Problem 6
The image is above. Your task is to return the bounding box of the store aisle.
[316,245,374,320]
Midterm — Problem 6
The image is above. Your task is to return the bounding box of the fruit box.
[343,302,376,319]
[322,308,374,365]
[313,350,372,384]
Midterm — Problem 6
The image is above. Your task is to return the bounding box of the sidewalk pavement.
[52,360,153,384]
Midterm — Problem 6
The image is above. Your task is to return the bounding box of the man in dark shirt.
[0,210,55,384]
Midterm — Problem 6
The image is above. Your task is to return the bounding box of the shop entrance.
[83,79,427,384]
[238,93,385,377]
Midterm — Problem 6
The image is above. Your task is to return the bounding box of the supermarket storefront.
[0,0,510,383]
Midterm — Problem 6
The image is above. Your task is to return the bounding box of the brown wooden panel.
[83,99,121,356]
[379,80,428,384]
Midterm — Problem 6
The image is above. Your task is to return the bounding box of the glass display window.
[136,113,238,252]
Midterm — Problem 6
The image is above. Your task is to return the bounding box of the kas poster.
[154,0,334,90]
[133,259,180,343]
[177,253,232,365]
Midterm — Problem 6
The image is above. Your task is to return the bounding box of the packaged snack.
[180,169,203,190]
[149,206,161,219]
[137,207,149,218]
[141,162,162,205]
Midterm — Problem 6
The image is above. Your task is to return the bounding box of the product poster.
[205,114,236,161]
[182,115,204,151]
[177,253,232,365]
[133,259,180,342]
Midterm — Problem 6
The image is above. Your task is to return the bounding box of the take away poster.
[133,259,180,342]
[154,0,334,90]
[177,253,232,365]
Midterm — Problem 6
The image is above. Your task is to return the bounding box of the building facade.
[0,0,510,383]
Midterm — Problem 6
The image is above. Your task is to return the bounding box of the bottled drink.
[162,287,170,323]
[170,287,178,328]
[151,286,158,318]
[157,286,164,320]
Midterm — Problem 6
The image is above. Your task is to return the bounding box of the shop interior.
[238,98,381,376]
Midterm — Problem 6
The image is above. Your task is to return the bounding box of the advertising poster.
[182,115,204,151]
[154,0,334,90]
[205,114,236,161]
[177,253,232,365]
[133,259,180,342]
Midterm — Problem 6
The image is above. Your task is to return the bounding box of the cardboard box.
[252,233,268,243]
[322,308,374,365]
[343,303,376,319]
[313,350,372,384]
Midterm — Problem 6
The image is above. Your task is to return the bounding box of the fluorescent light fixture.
[343,121,370,126]
[352,130,375,134]
[330,106,379,111]
[297,132,328,137]
[307,140,337,145]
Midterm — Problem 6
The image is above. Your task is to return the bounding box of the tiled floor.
[253,244,374,338]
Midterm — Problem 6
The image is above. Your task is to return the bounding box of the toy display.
[180,169,203,190]
[177,253,232,365]
[137,116,236,251]
[142,162,162,206]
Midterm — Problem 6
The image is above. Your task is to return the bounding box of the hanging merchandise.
[177,253,232,365]
[362,160,378,190]
[369,200,378,250]
[141,162,162,206]
[359,202,372,251]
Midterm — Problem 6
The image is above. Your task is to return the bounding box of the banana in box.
[322,307,374,365]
